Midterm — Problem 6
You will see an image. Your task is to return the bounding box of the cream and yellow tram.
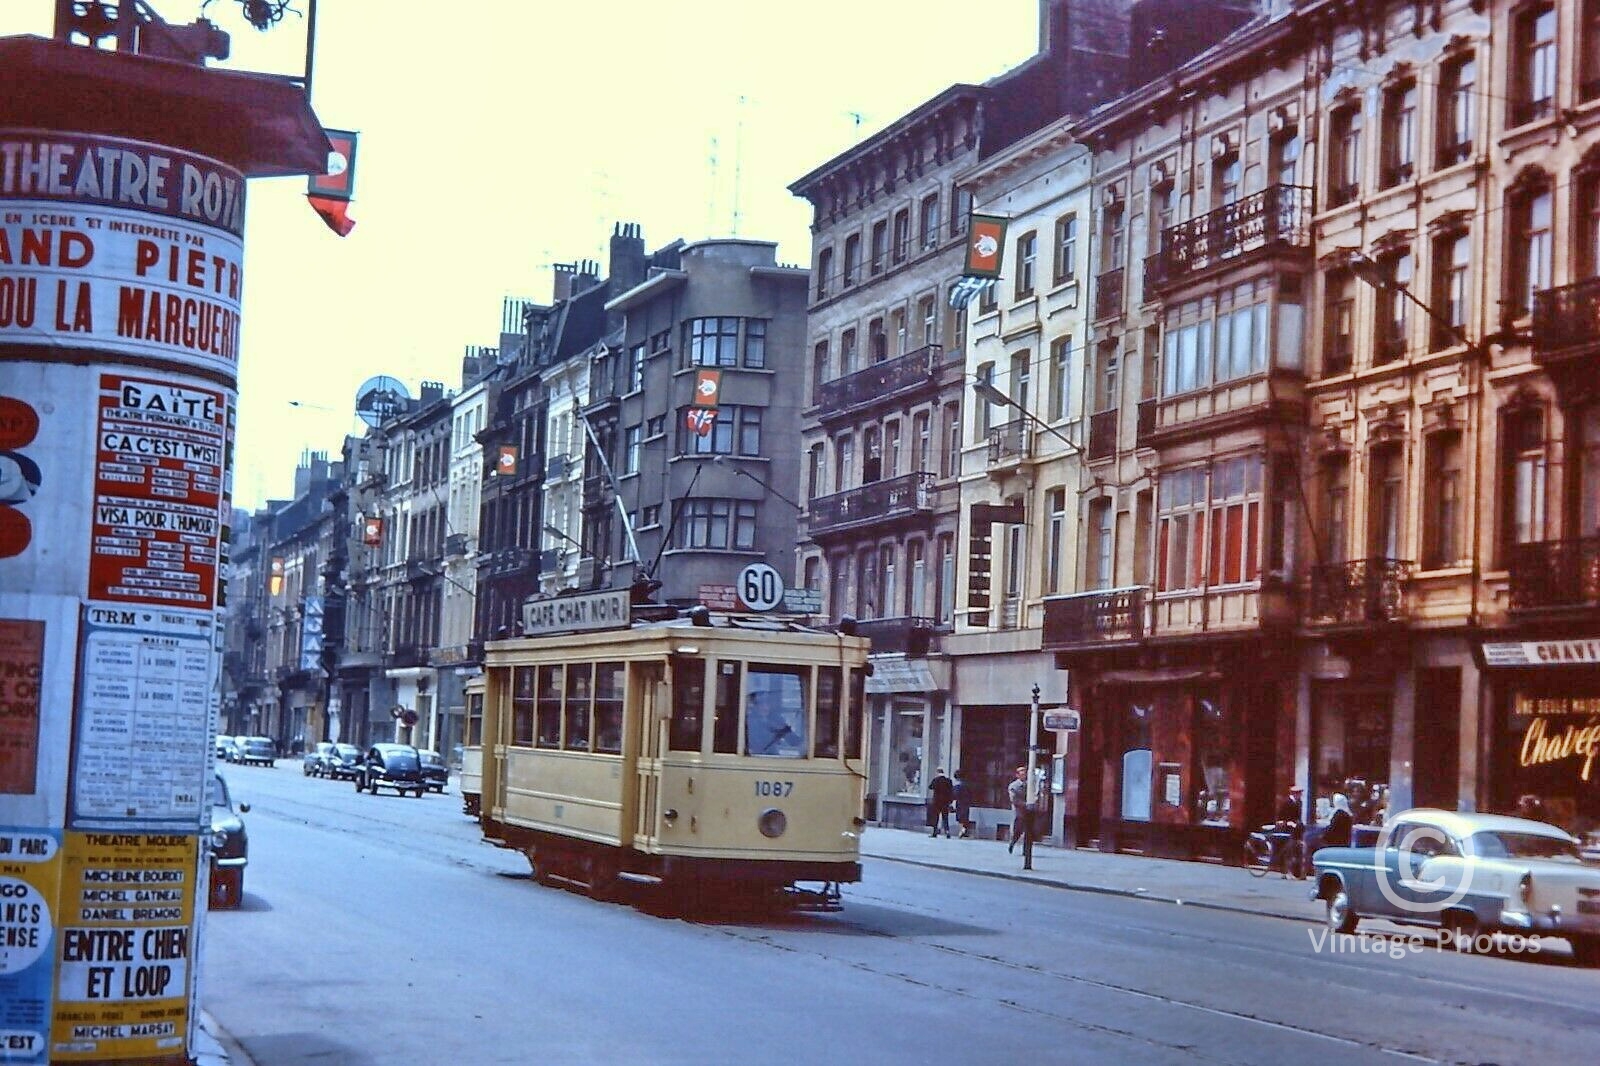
[479,604,870,905]
[459,674,485,817]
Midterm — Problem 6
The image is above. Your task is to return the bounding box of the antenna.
[707,135,719,236]
[732,95,747,237]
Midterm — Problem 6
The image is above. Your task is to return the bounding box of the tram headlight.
[758,808,787,838]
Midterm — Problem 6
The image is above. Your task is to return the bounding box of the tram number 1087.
[755,780,794,797]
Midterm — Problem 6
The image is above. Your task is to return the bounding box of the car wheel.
[1441,910,1479,951]
[414,789,424,798]
[1572,937,1600,968]
[1326,888,1359,935]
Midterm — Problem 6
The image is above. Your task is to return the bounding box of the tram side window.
[466,691,484,746]
[565,663,594,752]
[536,665,563,749]
[512,668,536,746]
[713,661,742,754]
[746,664,807,758]
[670,657,706,752]
[846,667,867,760]
[815,666,842,759]
[594,662,625,754]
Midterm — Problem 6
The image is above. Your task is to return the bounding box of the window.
[1046,488,1067,594]
[858,548,879,618]
[1431,232,1471,350]
[646,414,665,438]
[1508,183,1553,317]
[1009,349,1031,411]
[623,424,641,474]
[977,278,998,314]
[1048,335,1072,421]
[1501,408,1547,559]
[842,234,860,287]
[1214,155,1241,208]
[1580,172,1600,280]
[712,660,740,754]
[885,419,902,479]
[913,410,931,472]
[1088,497,1114,590]
[679,405,760,457]
[1150,184,1174,250]
[669,657,705,752]
[1368,446,1404,560]
[1015,230,1038,298]
[890,308,907,357]
[940,403,960,479]
[811,340,829,401]
[1324,270,1356,375]
[642,504,661,527]
[1270,129,1302,186]
[1054,213,1078,284]
[1512,4,1558,127]
[1322,454,1350,564]
[536,664,562,749]
[686,317,740,367]
[918,296,936,347]
[950,188,972,240]
[628,344,646,392]
[744,319,767,369]
[869,318,887,363]
[650,328,671,353]
[880,544,898,619]
[1329,103,1362,207]
[870,220,887,275]
[892,208,910,263]
[920,194,940,249]
[1374,251,1413,364]
[1580,405,1600,534]
[1423,432,1463,569]
[1158,467,1203,592]
[1212,456,1263,585]
[1381,80,1417,187]
[815,666,841,759]
[936,533,955,624]
[512,667,535,745]
[806,443,824,501]
[675,499,759,550]
[1101,205,1126,271]
[737,408,762,456]
[1096,339,1119,411]
[1158,457,1264,592]
[1141,325,1161,400]
[816,248,832,300]
[907,540,927,616]
[563,663,593,752]
[1438,55,1476,167]
[835,433,853,489]
[975,362,996,435]
[840,329,857,375]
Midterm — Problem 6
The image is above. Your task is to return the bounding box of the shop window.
[1423,433,1464,569]
[1500,407,1547,560]
[1437,54,1476,167]
[1119,701,1153,822]
[892,706,924,796]
[1511,3,1558,127]
[1193,697,1232,826]
[1313,688,1391,825]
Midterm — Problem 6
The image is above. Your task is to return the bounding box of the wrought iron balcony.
[1533,277,1600,369]
[1093,267,1124,320]
[477,546,534,578]
[545,454,573,480]
[405,559,439,583]
[537,548,563,575]
[1306,558,1412,625]
[443,533,469,559]
[1088,409,1117,461]
[986,418,1032,465]
[1042,587,1147,649]
[854,616,937,656]
[388,644,427,668]
[808,472,935,537]
[1151,184,1312,292]
[813,344,939,415]
[1509,536,1600,612]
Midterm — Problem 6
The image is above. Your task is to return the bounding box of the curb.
[864,851,1318,925]
[196,1010,253,1066]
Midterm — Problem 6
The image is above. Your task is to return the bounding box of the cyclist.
[1271,785,1306,878]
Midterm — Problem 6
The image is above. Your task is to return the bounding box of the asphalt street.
[202,761,1600,1065]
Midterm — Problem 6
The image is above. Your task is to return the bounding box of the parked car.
[1311,808,1600,966]
[237,736,276,767]
[303,741,337,777]
[419,749,448,793]
[324,743,363,781]
[215,734,230,759]
[220,735,244,763]
[356,743,427,797]
[208,773,249,908]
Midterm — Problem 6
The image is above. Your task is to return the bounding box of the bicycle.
[1243,823,1306,879]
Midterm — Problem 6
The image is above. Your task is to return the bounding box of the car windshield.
[335,745,359,758]
[246,740,271,751]
[1470,832,1581,860]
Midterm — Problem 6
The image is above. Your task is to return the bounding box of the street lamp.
[542,523,584,553]
[970,377,1082,455]
[1345,250,1473,351]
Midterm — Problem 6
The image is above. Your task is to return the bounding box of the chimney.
[552,262,577,302]
[461,344,483,384]
[608,222,647,294]
[419,380,445,404]
[573,258,601,295]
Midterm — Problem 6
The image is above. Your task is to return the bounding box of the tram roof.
[485,608,871,657]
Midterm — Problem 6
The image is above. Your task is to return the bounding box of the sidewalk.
[860,826,1324,924]
[195,1011,249,1066]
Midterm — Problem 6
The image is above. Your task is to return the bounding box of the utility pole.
[1024,683,1041,871]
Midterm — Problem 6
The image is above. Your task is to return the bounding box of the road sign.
[1042,709,1081,732]
[737,562,784,612]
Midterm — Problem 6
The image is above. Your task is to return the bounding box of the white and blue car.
[1310,809,1600,966]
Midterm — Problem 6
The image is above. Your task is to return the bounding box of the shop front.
[949,645,1066,843]
[865,655,949,829]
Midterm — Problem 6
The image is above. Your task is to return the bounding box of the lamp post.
[1024,682,1042,870]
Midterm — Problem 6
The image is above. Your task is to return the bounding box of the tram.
[459,673,485,817]
[478,590,870,906]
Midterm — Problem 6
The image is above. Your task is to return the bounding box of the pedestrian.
[1320,792,1354,850]
[1007,766,1033,854]
[926,767,954,837]
[1516,793,1547,823]
[951,768,973,838]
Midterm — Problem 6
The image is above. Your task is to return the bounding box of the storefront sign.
[1514,695,1600,783]
[520,590,630,636]
[864,658,938,694]
[0,620,44,794]
[1483,639,1600,667]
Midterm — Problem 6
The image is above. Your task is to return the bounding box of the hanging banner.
[692,369,721,407]
[685,408,717,438]
[298,596,324,672]
[361,516,383,546]
[495,445,518,477]
[963,213,1009,278]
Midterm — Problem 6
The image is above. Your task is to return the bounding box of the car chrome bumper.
[1499,909,1600,935]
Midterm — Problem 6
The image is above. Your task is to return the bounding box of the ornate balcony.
[1533,278,1600,389]
[1149,184,1312,294]
[808,472,935,539]
[1306,558,1412,625]
[854,616,937,656]
[986,419,1032,466]
[1042,587,1147,650]
[1509,536,1600,612]
[813,344,940,418]
[444,533,469,559]
[1093,267,1124,320]
[477,546,534,578]
[1088,409,1117,461]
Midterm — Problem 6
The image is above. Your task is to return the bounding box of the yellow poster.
[50,832,197,1062]
[0,828,61,1066]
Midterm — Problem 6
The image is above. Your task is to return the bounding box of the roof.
[789,83,987,197]
[1397,809,1578,842]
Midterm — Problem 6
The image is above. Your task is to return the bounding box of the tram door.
[632,662,666,850]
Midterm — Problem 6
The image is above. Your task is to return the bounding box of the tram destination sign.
[520,589,631,636]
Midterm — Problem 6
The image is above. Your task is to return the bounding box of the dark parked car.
[208,773,249,908]
[356,743,427,797]
[303,741,337,776]
[419,749,448,793]
[237,736,276,767]
[324,743,363,780]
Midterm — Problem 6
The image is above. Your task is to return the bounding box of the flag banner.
[496,445,518,476]
[685,407,717,437]
[692,369,722,407]
[308,129,358,200]
[362,516,383,546]
[963,213,1009,278]
[307,195,356,237]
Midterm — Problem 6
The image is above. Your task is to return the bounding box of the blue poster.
[0,827,61,1066]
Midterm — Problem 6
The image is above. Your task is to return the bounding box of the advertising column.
[0,129,244,1065]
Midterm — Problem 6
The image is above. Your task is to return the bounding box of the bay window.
[1157,456,1263,592]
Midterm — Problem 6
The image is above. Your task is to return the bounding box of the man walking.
[1007,766,1032,854]
[926,768,954,837]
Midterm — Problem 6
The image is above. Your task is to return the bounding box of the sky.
[12,0,1041,509]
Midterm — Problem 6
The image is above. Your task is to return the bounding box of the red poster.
[497,444,518,476]
[362,517,384,546]
[0,618,44,794]
[964,214,1009,278]
[87,375,227,609]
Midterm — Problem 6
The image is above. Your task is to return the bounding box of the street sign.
[781,588,823,614]
[1042,709,1081,732]
[737,562,784,612]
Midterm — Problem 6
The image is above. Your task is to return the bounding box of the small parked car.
[215,734,230,759]
[237,736,276,767]
[419,749,448,793]
[303,742,337,776]
[1311,808,1600,966]
[220,735,244,763]
[324,743,363,780]
[208,773,249,908]
[356,743,427,797]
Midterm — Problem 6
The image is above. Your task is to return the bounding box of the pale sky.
[13,1,1041,509]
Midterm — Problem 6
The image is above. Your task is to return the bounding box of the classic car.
[208,772,250,908]
[220,735,245,763]
[419,749,449,793]
[356,743,428,797]
[302,741,337,776]
[324,743,363,781]
[1311,809,1600,966]
[237,736,276,767]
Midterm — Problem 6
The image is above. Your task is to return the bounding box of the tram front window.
[746,665,807,758]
